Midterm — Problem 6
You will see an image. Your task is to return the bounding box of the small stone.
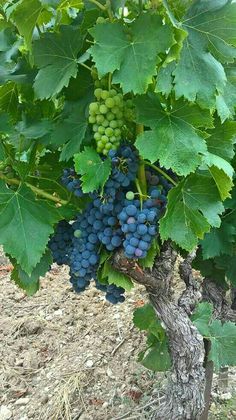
[85,359,94,368]
[106,368,115,379]
[14,398,30,406]
[102,402,109,408]
[218,392,232,401]
[40,395,49,405]
[0,405,12,420]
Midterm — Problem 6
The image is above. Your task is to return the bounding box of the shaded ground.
[0,254,235,420]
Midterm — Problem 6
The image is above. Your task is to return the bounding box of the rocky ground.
[0,253,236,420]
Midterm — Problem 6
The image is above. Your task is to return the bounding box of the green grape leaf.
[155,61,175,96]
[0,181,60,274]
[135,93,209,176]
[133,304,156,331]
[51,100,89,161]
[89,14,174,94]
[202,153,234,200]
[208,321,236,371]
[206,119,236,162]
[58,0,83,10]
[12,0,43,49]
[33,26,83,99]
[11,250,52,295]
[74,147,111,193]
[191,302,213,336]
[160,174,224,250]
[216,65,236,122]
[140,338,171,372]
[140,238,159,269]
[201,219,236,259]
[102,260,133,291]
[215,255,236,287]
[173,0,236,108]
[0,81,18,118]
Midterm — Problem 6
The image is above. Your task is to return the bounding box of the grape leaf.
[140,238,159,269]
[201,223,236,259]
[0,81,18,118]
[192,302,236,370]
[209,321,236,371]
[139,339,171,372]
[173,0,236,108]
[206,119,236,162]
[133,304,156,331]
[102,260,133,291]
[0,181,60,274]
[160,174,224,250]
[202,153,234,200]
[135,93,208,176]
[74,147,111,193]
[11,250,52,295]
[216,64,236,122]
[89,14,174,94]
[33,26,83,99]
[191,302,213,336]
[215,254,236,287]
[51,100,89,161]
[12,0,43,49]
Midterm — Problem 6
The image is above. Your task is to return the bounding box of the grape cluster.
[61,168,83,198]
[89,88,125,155]
[49,220,73,265]
[50,146,174,304]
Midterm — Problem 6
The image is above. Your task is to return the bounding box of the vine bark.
[112,243,206,419]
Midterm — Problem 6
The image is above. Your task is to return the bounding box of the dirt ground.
[0,253,236,420]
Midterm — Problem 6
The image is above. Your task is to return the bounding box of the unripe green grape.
[105,97,115,108]
[126,99,133,108]
[117,119,123,127]
[105,142,112,150]
[94,132,101,141]
[109,120,118,129]
[114,95,122,106]
[102,119,109,127]
[89,102,99,113]
[114,128,121,137]
[101,135,109,143]
[74,229,82,238]
[116,111,123,119]
[89,115,96,124]
[97,147,103,153]
[96,114,105,124]
[96,16,106,24]
[93,124,99,132]
[98,125,105,134]
[94,88,102,99]
[110,136,117,143]
[95,80,101,88]
[100,104,108,114]
[106,112,115,121]
[112,106,120,115]
[101,79,107,88]
[97,140,103,148]
[126,191,135,200]
[105,127,113,137]
[101,90,109,100]
[103,149,108,155]
[110,89,117,97]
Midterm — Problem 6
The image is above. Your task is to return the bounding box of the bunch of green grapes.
[88,88,124,155]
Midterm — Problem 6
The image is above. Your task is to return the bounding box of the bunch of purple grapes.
[48,220,73,265]
[61,168,83,198]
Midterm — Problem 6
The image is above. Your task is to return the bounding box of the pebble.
[85,359,94,368]
[14,398,30,406]
[0,405,12,420]
[218,392,232,401]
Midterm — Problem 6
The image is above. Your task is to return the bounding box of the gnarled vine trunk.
[113,243,206,420]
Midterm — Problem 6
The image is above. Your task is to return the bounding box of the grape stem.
[0,173,68,205]
[79,62,93,71]
[135,179,144,209]
[136,124,148,198]
[143,161,177,186]
[88,0,106,11]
